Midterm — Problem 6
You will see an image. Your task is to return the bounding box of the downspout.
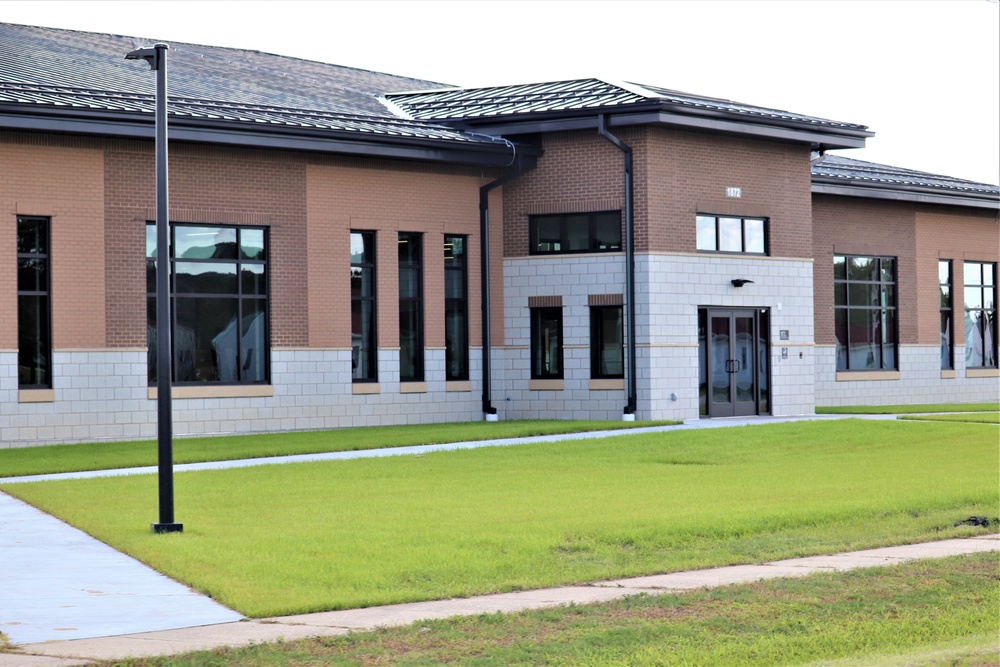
[479,153,528,418]
[597,114,638,416]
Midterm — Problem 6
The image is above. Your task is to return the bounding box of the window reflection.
[147,224,269,385]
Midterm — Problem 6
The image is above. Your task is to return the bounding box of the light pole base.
[151,522,184,534]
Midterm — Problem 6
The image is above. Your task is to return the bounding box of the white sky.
[2,0,999,185]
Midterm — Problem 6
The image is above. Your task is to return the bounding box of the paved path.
[2,535,996,666]
[0,492,243,647]
[0,414,896,485]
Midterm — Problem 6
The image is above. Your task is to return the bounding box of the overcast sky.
[3,0,998,185]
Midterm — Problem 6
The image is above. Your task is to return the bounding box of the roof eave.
[451,108,869,149]
[0,107,522,167]
[811,179,1000,210]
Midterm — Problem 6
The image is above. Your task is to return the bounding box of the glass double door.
[699,308,770,418]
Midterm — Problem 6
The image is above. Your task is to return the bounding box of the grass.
[77,553,1000,667]
[816,402,999,415]
[3,419,997,618]
[0,419,673,478]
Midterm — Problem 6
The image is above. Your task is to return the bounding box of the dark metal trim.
[447,106,871,148]
[0,110,527,166]
[812,181,1000,209]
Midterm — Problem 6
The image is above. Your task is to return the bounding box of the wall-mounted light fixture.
[731,279,755,288]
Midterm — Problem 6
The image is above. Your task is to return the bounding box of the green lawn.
[72,553,1000,667]
[3,419,996,618]
[816,402,999,415]
[0,420,673,478]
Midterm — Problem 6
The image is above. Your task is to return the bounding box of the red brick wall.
[5,131,494,363]
[914,207,999,346]
[644,128,813,256]
[104,141,308,348]
[501,127,812,258]
[0,132,106,350]
[812,195,918,346]
[502,130,628,258]
[305,157,486,350]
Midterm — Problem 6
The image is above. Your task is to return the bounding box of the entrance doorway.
[698,308,770,417]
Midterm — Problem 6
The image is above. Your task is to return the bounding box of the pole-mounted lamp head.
[125,43,167,70]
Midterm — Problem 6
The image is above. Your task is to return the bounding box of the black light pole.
[126,43,182,534]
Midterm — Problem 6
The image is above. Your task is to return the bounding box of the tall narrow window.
[398,233,423,382]
[147,224,269,384]
[17,216,51,388]
[964,261,997,368]
[351,231,377,382]
[530,307,563,379]
[833,255,897,371]
[590,305,624,379]
[444,235,468,381]
[940,260,953,370]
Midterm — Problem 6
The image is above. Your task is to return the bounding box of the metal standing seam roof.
[812,154,1000,197]
[386,77,869,132]
[0,82,497,143]
[0,22,514,150]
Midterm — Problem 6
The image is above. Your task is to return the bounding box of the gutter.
[597,114,638,417]
[0,110,526,167]
[441,104,872,150]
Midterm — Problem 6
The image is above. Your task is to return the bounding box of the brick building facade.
[1,24,996,447]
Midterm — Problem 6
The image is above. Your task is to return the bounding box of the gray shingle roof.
[812,154,999,197]
[386,78,868,131]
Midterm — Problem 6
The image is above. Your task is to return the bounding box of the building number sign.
[725,186,742,199]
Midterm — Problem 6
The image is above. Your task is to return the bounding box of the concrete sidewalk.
[0,413,897,485]
[3,534,997,666]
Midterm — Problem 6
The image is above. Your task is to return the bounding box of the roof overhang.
[439,104,871,150]
[812,178,1000,210]
[0,107,529,167]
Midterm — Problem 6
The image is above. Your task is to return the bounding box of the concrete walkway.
[0,413,897,485]
[0,491,243,646]
[2,535,996,666]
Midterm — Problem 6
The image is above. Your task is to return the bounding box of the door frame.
[699,307,771,418]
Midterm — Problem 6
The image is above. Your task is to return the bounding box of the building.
[1,23,997,448]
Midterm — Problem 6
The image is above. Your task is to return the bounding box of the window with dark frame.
[146,223,269,385]
[939,260,953,370]
[398,233,423,382]
[529,211,621,255]
[696,214,767,254]
[964,261,997,369]
[17,216,52,389]
[444,234,468,381]
[833,254,897,371]
[590,305,624,379]
[530,306,563,379]
[351,231,377,382]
